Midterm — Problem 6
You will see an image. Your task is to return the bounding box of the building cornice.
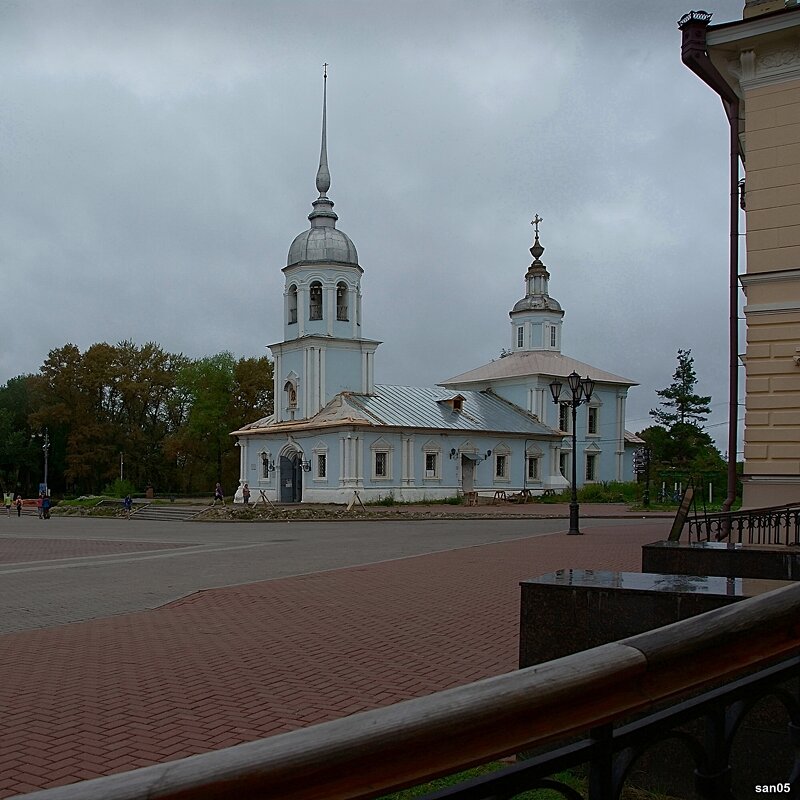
[740,268,800,286]
[707,8,800,45]
[726,41,800,91]
[269,335,382,352]
[743,300,800,314]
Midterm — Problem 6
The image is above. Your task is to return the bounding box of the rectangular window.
[585,453,598,482]
[588,406,598,435]
[527,456,540,481]
[261,454,270,479]
[374,451,388,478]
[559,402,570,433]
[550,326,557,348]
[425,452,438,478]
[317,453,327,479]
[559,452,569,478]
[517,326,524,348]
[495,454,507,479]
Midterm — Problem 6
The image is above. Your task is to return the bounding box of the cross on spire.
[530,214,543,236]
[323,62,328,79]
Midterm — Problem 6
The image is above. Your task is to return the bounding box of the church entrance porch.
[280,454,303,503]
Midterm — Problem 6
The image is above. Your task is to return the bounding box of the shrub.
[103,478,137,499]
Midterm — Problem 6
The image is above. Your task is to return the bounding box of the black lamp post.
[32,427,50,497]
[549,371,594,535]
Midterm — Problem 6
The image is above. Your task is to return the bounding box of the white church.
[232,78,641,504]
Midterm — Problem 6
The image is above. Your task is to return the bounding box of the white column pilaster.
[326,285,335,336]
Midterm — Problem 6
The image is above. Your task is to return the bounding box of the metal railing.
[14,582,800,800]
[688,502,800,546]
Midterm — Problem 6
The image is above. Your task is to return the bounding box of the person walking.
[4,494,10,517]
[15,496,22,517]
[42,494,51,520]
[37,494,43,520]
[242,483,251,505]
[213,483,224,506]
[123,494,133,520]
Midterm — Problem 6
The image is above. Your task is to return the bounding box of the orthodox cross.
[531,214,543,236]
[323,62,328,78]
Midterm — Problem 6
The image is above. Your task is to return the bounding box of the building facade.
[684,1,800,506]
[441,227,639,490]
[232,78,641,504]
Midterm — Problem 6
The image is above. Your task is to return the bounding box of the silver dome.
[511,295,562,313]
[287,226,359,267]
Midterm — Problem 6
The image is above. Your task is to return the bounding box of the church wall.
[482,379,634,486]
[325,346,371,397]
[234,428,572,503]
[275,348,306,421]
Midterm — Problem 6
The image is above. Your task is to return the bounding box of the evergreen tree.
[650,349,711,428]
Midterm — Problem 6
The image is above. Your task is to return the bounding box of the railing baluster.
[694,503,800,548]
[588,724,615,800]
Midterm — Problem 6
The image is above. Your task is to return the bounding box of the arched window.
[284,380,297,409]
[288,285,298,324]
[309,281,323,320]
[336,282,348,321]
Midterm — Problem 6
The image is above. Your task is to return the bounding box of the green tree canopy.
[650,348,711,428]
[639,349,728,501]
[3,341,273,497]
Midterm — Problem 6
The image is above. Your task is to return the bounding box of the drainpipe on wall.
[679,11,741,513]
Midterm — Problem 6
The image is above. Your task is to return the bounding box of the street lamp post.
[32,428,50,496]
[549,371,594,535]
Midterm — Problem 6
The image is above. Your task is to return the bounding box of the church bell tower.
[271,68,381,423]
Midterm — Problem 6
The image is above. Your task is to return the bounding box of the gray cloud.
[1,0,744,450]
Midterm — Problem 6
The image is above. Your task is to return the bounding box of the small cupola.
[509,214,565,354]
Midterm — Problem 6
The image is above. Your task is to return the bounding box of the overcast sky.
[1,0,745,451]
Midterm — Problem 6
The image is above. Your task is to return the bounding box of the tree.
[5,342,272,497]
[650,349,711,428]
[640,349,727,500]
[165,353,274,493]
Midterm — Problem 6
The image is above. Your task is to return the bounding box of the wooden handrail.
[14,583,800,800]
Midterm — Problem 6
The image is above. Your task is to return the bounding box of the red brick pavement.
[0,520,669,797]
[0,538,191,565]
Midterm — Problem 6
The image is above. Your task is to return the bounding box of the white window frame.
[312,442,329,483]
[517,326,524,348]
[550,326,557,348]
[287,284,298,325]
[585,452,598,483]
[374,451,389,479]
[587,405,599,436]
[559,402,571,433]
[258,450,273,485]
[493,444,511,483]
[336,281,349,321]
[370,439,393,481]
[309,281,323,321]
[526,456,541,482]
[559,451,570,479]
[423,445,441,480]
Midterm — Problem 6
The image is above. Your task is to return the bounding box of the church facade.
[232,78,641,504]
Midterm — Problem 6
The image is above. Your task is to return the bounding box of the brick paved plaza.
[0,514,669,797]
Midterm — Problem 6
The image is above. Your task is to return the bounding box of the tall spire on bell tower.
[309,63,338,227]
[316,63,330,196]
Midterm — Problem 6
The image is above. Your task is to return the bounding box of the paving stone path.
[0,519,669,798]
